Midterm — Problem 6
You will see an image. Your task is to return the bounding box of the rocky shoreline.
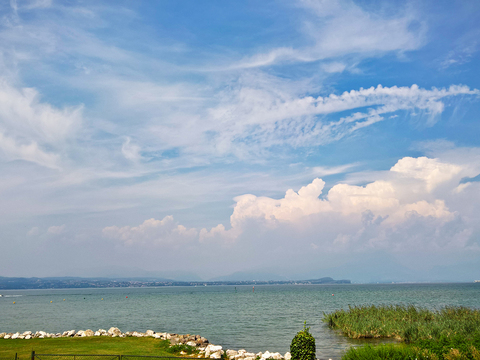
[0,328,291,360]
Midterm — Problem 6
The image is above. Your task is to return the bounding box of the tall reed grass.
[323,305,480,342]
[323,305,480,360]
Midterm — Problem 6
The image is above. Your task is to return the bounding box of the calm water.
[1,283,480,360]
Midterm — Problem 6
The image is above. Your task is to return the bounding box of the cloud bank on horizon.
[1,0,480,282]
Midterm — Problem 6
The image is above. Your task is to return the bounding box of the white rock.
[238,350,247,355]
[234,355,245,360]
[186,341,197,347]
[146,330,155,336]
[18,335,25,339]
[205,345,223,357]
[39,336,44,339]
[244,353,255,358]
[166,333,171,340]
[284,353,291,360]
[244,357,255,360]
[25,335,32,340]
[227,350,238,359]
[11,333,19,339]
[210,351,224,359]
[153,334,162,339]
[23,331,32,336]
[4,334,11,339]
[67,330,76,337]
[94,331,101,336]
[108,327,122,336]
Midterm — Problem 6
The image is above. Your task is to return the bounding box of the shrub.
[290,321,316,360]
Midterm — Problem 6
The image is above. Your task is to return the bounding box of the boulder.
[0,333,6,339]
[11,333,19,339]
[22,331,32,336]
[77,330,85,337]
[205,345,223,357]
[25,335,32,340]
[146,330,155,337]
[94,331,101,336]
[226,350,238,359]
[284,353,291,360]
[84,330,94,337]
[210,351,224,359]
[244,357,255,360]
[4,334,11,339]
[108,327,122,336]
[186,341,197,347]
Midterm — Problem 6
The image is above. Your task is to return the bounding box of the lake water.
[1,283,480,360]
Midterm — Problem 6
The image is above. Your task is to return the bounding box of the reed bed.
[323,305,480,360]
[323,305,480,342]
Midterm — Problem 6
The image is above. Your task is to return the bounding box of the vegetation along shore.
[323,305,480,359]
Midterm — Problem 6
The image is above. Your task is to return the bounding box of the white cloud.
[206,83,479,154]
[0,131,60,169]
[0,79,82,168]
[121,137,142,161]
[102,216,198,246]
[106,156,478,259]
[321,62,347,73]
[234,0,426,69]
[214,156,474,255]
[47,224,66,235]
[27,226,39,236]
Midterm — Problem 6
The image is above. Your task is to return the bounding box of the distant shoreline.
[0,276,350,290]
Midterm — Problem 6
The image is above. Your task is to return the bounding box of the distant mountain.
[210,271,290,282]
[0,276,350,289]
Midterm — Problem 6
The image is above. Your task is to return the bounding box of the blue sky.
[1,0,480,282]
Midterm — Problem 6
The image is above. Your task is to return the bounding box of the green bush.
[290,322,316,360]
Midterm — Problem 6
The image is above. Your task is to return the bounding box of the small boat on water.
[475,280,480,283]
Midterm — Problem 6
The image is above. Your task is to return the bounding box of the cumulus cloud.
[105,156,480,260]
[102,216,198,246]
[221,156,478,257]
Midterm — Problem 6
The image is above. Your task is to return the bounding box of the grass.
[322,305,480,360]
[0,337,191,359]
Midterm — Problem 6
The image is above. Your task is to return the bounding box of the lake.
[1,283,480,359]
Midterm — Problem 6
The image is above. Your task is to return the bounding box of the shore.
[0,328,292,360]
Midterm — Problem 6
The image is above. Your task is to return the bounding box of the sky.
[1,0,480,283]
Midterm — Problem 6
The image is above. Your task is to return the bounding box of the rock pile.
[0,328,291,360]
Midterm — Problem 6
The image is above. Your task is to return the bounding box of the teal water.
[1,283,480,360]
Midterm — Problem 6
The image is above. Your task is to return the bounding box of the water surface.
[1,283,479,360]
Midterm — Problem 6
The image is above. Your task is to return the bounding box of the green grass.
[0,337,189,359]
[322,305,480,360]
